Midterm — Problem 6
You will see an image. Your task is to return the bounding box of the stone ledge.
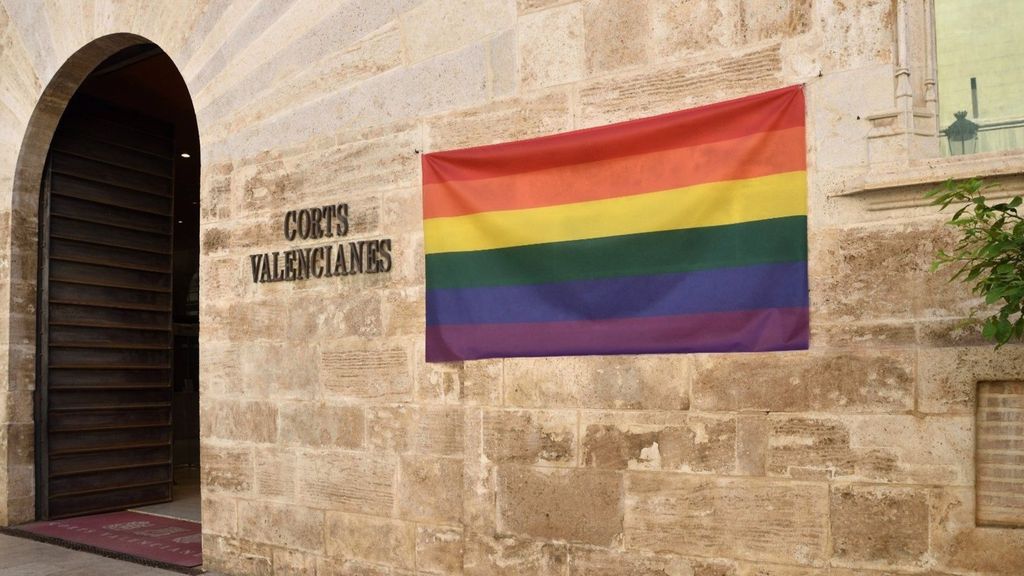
[833,150,1024,212]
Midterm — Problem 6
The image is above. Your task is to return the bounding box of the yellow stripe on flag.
[424,171,808,255]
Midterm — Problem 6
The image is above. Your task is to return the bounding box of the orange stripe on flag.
[423,126,805,219]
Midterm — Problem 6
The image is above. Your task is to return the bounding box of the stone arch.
[4,32,199,524]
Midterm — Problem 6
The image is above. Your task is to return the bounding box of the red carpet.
[17,510,202,568]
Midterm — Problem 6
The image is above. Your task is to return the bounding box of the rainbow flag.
[422,85,808,362]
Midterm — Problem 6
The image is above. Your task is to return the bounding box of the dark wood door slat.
[50,422,171,434]
[50,441,172,457]
[49,298,172,313]
[50,218,172,255]
[50,194,172,234]
[50,239,172,274]
[51,152,171,197]
[50,138,173,178]
[49,460,172,479]
[50,479,173,500]
[50,174,172,216]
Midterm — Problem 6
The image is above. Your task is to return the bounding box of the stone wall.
[1,0,1024,574]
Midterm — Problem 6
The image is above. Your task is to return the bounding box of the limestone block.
[582,0,649,74]
[692,350,914,413]
[767,415,971,484]
[736,563,825,576]
[366,404,415,453]
[809,321,917,349]
[581,412,736,473]
[235,342,319,400]
[816,0,894,72]
[297,450,396,515]
[578,44,782,128]
[497,466,623,546]
[625,474,828,565]
[463,408,498,534]
[401,0,515,64]
[398,455,464,523]
[490,29,516,98]
[325,512,416,570]
[320,343,413,401]
[916,318,987,348]
[918,345,1024,414]
[647,0,743,64]
[505,355,689,410]
[424,90,572,151]
[416,525,464,575]
[736,413,769,476]
[929,486,1024,574]
[381,287,424,339]
[463,533,568,576]
[740,0,812,42]
[201,494,238,536]
[278,403,364,449]
[202,534,274,576]
[254,447,297,500]
[413,405,466,456]
[810,223,977,323]
[201,443,254,493]
[568,546,738,576]
[517,0,572,14]
[201,399,278,443]
[237,500,326,553]
[271,548,321,576]
[483,408,577,466]
[518,3,583,89]
[829,485,929,569]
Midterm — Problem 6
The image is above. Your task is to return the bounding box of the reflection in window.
[936,1,1024,155]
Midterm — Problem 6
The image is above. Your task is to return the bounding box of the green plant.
[927,178,1024,346]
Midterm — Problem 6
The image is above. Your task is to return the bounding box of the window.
[935,1,1024,155]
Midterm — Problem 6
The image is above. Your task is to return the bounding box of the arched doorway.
[31,43,201,523]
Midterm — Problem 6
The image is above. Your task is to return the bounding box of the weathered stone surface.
[483,409,577,466]
[583,0,649,74]
[202,494,237,536]
[740,0,812,42]
[325,512,416,570]
[297,451,396,515]
[463,533,568,576]
[254,447,297,499]
[581,412,735,473]
[425,90,572,151]
[830,485,929,569]
[497,466,623,546]
[518,3,583,89]
[693,351,915,413]
[401,0,515,64]
[767,415,971,484]
[578,44,783,127]
[568,546,738,576]
[736,413,769,476]
[416,525,464,574]
[505,355,689,410]
[398,455,463,523]
[625,475,828,565]
[237,500,326,553]
[201,399,279,443]
[320,344,413,401]
[201,443,254,493]
[918,346,1024,413]
[648,0,741,60]
[202,535,274,576]
[278,403,364,449]
[929,487,1024,575]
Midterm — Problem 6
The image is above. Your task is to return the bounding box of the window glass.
[935,0,1024,155]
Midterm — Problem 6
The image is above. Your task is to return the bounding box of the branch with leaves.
[926,178,1024,346]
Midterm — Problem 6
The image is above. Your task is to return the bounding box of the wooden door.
[37,97,175,519]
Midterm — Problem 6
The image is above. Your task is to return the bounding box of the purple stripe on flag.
[426,306,809,362]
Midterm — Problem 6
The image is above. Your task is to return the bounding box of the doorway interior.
[32,44,201,524]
